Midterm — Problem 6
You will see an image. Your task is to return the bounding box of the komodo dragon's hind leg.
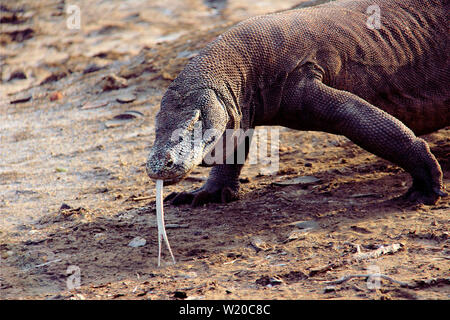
[292,79,447,205]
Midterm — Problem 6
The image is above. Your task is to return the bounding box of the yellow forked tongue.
[155,179,176,266]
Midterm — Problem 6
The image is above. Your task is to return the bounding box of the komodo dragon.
[146,0,449,206]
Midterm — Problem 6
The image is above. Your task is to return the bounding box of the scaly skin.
[147,0,449,206]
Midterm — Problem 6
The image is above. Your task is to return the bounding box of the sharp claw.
[171,192,195,205]
[164,192,178,202]
[221,187,238,203]
[191,191,211,207]
[167,185,240,207]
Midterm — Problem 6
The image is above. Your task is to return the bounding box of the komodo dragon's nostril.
[165,153,174,168]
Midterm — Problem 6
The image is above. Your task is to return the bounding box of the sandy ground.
[0,0,449,300]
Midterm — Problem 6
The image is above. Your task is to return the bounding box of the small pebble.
[287,230,307,241]
[116,93,136,104]
[83,63,103,74]
[81,100,108,110]
[250,237,270,252]
[324,286,336,293]
[10,93,32,104]
[49,91,63,101]
[101,74,128,91]
[128,237,146,247]
[273,176,320,186]
[165,224,189,229]
[8,70,27,81]
[173,291,187,299]
[291,220,319,230]
[105,110,144,128]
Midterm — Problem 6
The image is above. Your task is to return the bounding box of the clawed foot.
[164,184,239,207]
[401,180,447,205]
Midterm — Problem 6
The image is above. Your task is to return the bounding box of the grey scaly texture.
[147,0,449,206]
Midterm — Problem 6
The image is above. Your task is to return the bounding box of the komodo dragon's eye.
[169,110,201,143]
[185,110,201,131]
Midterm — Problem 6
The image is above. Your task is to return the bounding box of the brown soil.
[0,0,449,300]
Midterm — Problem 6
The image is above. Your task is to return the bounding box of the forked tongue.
[155,179,176,266]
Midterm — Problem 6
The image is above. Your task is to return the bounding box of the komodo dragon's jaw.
[146,88,230,185]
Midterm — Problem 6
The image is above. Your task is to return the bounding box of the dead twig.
[326,275,450,289]
[352,243,402,261]
[309,243,403,277]
[325,273,411,287]
[130,196,153,201]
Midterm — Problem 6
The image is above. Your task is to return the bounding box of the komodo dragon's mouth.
[146,134,204,186]
[148,168,194,186]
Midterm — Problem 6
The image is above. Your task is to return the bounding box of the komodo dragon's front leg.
[165,133,252,207]
[284,77,446,205]
[165,162,244,207]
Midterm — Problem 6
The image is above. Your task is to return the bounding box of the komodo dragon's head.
[146,88,230,184]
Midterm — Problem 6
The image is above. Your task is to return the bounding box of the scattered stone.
[8,70,27,81]
[353,243,402,261]
[83,63,104,74]
[291,220,319,230]
[350,193,380,198]
[155,32,184,43]
[59,205,87,217]
[118,63,156,79]
[2,27,34,42]
[15,189,38,196]
[250,237,271,252]
[273,175,321,186]
[176,50,199,59]
[71,293,86,300]
[203,0,228,11]
[116,93,136,104]
[81,100,109,110]
[128,236,146,248]
[256,275,284,287]
[165,224,189,229]
[0,12,28,24]
[287,230,308,242]
[280,271,308,283]
[173,291,188,299]
[100,74,128,91]
[40,71,67,85]
[286,221,319,242]
[10,93,31,104]
[114,110,143,120]
[49,91,63,101]
[5,250,14,258]
[323,285,336,293]
[239,177,251,183]
[179,272,198,279]
[185,295,205,300]
[93,233,106,241]
[59,203,72,210]
[350,225,372,234]
[161,72,174,80]
[105,110,144,128]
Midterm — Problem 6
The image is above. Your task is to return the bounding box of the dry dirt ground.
[0,0,449,300]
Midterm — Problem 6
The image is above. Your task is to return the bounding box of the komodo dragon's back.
[176,0,449,134]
